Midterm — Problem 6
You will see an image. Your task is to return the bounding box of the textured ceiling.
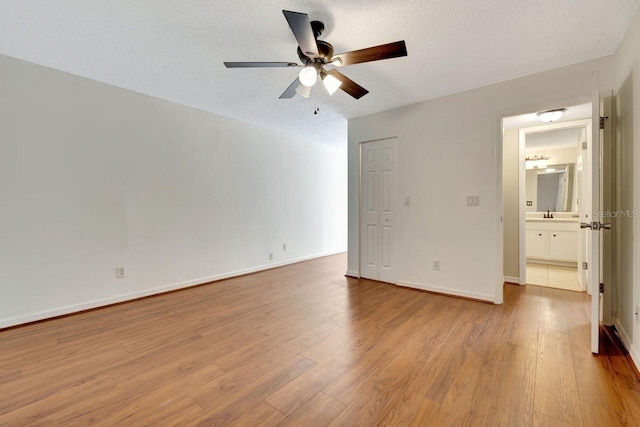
[1,1,638,147]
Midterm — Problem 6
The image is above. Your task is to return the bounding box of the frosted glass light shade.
[537,108,566,123]
[295,84,311,98]
[322,74,342,95]
[298,66,317,87]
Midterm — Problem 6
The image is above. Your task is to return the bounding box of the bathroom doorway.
[502,103,592,292]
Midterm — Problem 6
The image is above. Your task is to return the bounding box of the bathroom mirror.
[526,163,576,212]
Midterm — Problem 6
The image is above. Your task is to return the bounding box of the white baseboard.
[396,280,494,303]
[345,270,360,278]
[0,250,345,329]
[503,276,521,285]
[613,319,640,372]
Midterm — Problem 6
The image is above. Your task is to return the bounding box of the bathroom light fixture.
[525,155,549,169]
[536,108,566,123]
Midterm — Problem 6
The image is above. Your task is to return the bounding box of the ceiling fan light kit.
[295,84,312,99]
[298,65,318,87]
[322,72,342,95]
[224,9,408,100]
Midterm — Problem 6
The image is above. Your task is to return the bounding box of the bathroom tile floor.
[526,262,582,292]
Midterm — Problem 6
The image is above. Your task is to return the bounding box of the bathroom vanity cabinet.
[525,219,578,264]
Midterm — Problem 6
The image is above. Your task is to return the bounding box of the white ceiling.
[504,102,590,151]
[503,103,593,129]
[526,128,583,151]
[1,1,638,147]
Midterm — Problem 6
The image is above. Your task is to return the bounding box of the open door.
[585,95,615,354]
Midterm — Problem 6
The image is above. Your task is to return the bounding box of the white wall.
[611,4,640,369]
[348,56,614,304]
[525,146,578,168]
[0,55,347,328]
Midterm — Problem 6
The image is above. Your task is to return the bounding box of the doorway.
[502,104,592,293]
[520,120,591,292]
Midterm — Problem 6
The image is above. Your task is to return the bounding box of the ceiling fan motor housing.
[297,40,334,64]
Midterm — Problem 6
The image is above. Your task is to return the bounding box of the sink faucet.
[544,209,554,219]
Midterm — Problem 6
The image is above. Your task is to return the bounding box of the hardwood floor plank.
[53,362,223,425]
[579,401,626,427]
[533,412,576,427]
[187,356,316,426]
[94,395,202,427]
[228,401,286,427]
[466,343,538,426]
[322,299,440,404]
[0,375,116,426]
[534,329,582,426]
[508,285,541,350]
[539,286,569,332]
[278,392,346,427]
[1,254,639,426]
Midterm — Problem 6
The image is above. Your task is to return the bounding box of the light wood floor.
[1,254,639,426]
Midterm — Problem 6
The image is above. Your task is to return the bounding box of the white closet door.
[360,138,397,283]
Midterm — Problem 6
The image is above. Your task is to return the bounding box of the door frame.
[358,137,399,283]
[497,94,592,306]
[517,118,592,287]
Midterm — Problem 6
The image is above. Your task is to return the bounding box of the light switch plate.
[467,195,480,206]
[404,196,411,206]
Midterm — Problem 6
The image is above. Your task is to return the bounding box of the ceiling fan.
[224,10,408,100]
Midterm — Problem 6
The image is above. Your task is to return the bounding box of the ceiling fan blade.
[332,40,407,66]
[282,10,319,57]
[224,62,299,68]
[279,78,300,99]
[327,70,369,99]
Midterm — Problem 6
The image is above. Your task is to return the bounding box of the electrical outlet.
[433,260,440,270]
[269,253,273,261]
[282,243,287,251]
[115,266,126,279]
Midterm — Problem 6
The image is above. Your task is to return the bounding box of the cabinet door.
[549,231,578,262]
[526,230,547,259]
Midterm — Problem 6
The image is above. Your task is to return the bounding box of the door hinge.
[582,262,588,270]
[599,116,608,130]
[582,141,587,150]
[599,283,604,293]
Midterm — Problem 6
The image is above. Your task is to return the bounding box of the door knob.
[581,222,612,230]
